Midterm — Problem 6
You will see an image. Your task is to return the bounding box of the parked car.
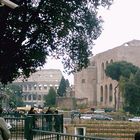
[94,109,105,114]
[80,114,93,120]
[103,108,115,112]
[128,117,140,122]
[71,110,80,118]
[91,114,113,120]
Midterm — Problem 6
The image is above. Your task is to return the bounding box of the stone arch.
[105,61,109,78]
[106,61,109,67]
[109,84,113,103]
[110,59,113,63]
[28,84,32,90]
[33,94,37,100]
[38,95,42,100]
[28,94,31,100]
[105,85,108,105]
[24,95,27,101]
[101,62,104,80]
[100,86,103,102]
[24,85,27,91]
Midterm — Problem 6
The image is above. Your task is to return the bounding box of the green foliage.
[57,76,69,96]
[0,0,113,84]
[134,69,140,84]
[105,61,139,113]
[44,87,56,107]
[119,76,127,96]
[0,84,23,108]
[105,61,139,81]
[123,69,140,115]
[65,79,70,88]
[124,82,140,115]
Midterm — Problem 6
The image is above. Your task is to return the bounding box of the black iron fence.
[3,113,140,140]
[26,114,63,132]
[31,130,112,140]
[5,117,25,140]
[4,113,64,140]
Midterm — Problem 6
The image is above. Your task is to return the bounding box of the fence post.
[61,114,63,132]
[57,134,60,140]
[24,116,33,140]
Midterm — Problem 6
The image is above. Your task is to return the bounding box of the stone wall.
[74,40,140,110]
[74,65,97,106]
[56,97,75,110]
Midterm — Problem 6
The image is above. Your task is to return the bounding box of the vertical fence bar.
[24,116,33,140]
[57,134,60,140]
[61,114,64,133]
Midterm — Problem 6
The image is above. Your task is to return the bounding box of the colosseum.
[74,39,140,110]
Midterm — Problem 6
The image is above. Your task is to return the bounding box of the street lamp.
[0,0,19,9]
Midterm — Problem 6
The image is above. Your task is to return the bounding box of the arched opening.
[105,61,109,78]
[100,86,103,102]
[110,59,113,63]
[109,84,113,103]
[28,94,31,100]
[33,94,37,100]
[105,85,108,105]
[38,95,41,100]
[101,63,104,80]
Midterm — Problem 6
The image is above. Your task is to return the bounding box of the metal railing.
[5,117,25,140]
[31,130,112,140]
[26,114,63,132]
[23,116,113,140]
[4,113,64,140]
[3,113,139,140]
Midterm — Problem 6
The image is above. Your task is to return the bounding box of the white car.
[128,117,140,122]
[80,114,92,120]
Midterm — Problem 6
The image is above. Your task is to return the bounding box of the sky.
[43,0,140,85]
[93,0,140,54]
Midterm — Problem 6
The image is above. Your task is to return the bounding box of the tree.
[123,70,140,115]
[7,84,24,107]
[57,76,69,96]
[0,84,23,108]
[44,87,56,107]
[105,61,139,110]
[105,61,138,81]
[0,0,113,84]
[65,79,70,88]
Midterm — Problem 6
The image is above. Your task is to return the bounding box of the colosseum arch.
[38,95,42,100]
[28,94,31,100]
